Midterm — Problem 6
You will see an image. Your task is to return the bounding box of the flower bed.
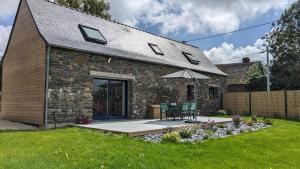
[143,120,271,143]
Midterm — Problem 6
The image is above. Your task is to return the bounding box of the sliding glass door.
[92,79,127,119]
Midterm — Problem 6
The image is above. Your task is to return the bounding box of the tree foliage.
[56,0,111,20]
[266,0,300,90]
[246,62,267,91]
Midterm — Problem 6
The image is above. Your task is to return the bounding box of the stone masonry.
[47,47,226,124]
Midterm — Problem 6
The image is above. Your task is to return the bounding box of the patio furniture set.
[160,102,198,121]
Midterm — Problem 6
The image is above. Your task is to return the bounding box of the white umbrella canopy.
[162,69,210,79]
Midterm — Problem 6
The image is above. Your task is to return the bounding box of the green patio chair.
[180,103,190,120]
[189,102,198,119]
[160,103,169,120]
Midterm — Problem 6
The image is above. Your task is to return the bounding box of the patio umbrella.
[162,68,210,121]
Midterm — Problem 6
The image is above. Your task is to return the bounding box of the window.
[148,43,164,55]
[209,87,219,99]
[182,52,200,65]
[79,24,107,44]
[187,84,195,101]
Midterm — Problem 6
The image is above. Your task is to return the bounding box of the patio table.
[168,103,181,121]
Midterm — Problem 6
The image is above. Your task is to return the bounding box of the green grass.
[0,119,300,169]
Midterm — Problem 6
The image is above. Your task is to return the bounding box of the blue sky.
[0,0,295,64]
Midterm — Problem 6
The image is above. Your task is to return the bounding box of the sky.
[0,0,295,64]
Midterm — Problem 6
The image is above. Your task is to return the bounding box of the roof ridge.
[216,61,259,66]
[43,0,199,49]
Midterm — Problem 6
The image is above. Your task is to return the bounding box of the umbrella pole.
[186,68,200,121]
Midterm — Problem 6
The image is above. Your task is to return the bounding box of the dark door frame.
[92,78,128,120]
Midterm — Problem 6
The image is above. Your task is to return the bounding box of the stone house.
[216,57,259,93]
[1,0,226,128]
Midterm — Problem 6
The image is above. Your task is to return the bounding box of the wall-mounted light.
[108,57,112,64]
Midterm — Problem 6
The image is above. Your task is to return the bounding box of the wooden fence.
[223,90,300,120]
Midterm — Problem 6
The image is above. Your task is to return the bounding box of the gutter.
[44,45,51,129]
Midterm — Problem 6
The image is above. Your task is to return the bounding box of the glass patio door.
[92,79,127,119]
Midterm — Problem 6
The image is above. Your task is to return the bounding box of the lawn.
[0,119,299,169]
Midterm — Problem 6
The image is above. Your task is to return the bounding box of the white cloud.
[108,0,290,35]
[0,0,19,20]
[203,38,270,64]
[0,25,12,56]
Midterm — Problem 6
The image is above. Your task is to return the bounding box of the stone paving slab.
[0,119,38,131]
[76,116,232,136]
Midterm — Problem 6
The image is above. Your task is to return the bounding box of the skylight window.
[79,24,107,44]
[148,43,164,55]
[182,52,200,65]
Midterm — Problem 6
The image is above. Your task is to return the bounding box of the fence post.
[284,90,288,119]
[249,92,252,115]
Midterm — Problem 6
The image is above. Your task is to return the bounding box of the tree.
[266,0,300,90]
[56,0,111,20]
[246,62,267,91]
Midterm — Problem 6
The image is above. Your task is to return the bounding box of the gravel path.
[0,119,38,131]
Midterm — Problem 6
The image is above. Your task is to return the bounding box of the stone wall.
[47,47,226,124]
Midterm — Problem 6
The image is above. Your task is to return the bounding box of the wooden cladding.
[223,90,300,120]
[1,0,46,126]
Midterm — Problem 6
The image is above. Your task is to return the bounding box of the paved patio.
[76,116,231,136]
[0,119,38,131]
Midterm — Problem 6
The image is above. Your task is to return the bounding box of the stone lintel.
[90,71,136,80]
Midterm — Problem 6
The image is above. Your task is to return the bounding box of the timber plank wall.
[223,90,300,120]
[0,0,46,126]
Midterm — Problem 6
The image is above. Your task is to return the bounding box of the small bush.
[162,132,180,143]
[217,124,225,128]
[179,129,193,139]
[263,118,273,125]
[203,130,214,140]
[226,129,232,135]
[245,119,254,126]
[162,127,175,134]
[251,114,257,122]
[232,114,241,127]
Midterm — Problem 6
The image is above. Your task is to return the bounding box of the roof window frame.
[148,43,164,55]
[78,24,107,44]
[182,52,200,65]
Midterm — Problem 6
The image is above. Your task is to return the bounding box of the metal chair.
[160,103,169,120]
[180,103,190,119]
[189,102,198,119]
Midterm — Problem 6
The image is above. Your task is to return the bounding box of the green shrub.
[162,132,180,143]
[232,114,241,127]
[226,129,232,135]
[162,127,175,134]
[263,118,273,125]
[251,114,257,122]
[203,130,214,140]
[179,129,193,139]
[217,124,225,128]
[245,119,254,126]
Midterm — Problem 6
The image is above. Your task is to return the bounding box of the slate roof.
[26,0,226,76]
[216,61,259,85]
